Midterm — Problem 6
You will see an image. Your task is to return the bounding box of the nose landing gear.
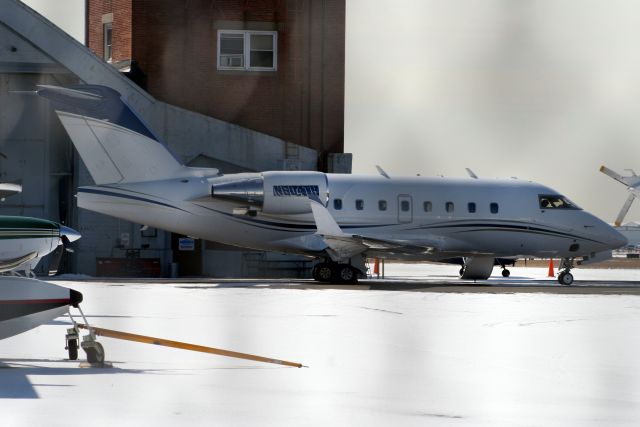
[66,305,107,365]
[557,258,575,285]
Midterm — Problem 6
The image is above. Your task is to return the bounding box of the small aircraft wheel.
[502,269,511,278]
[459,267,465,277]
[559,272,574,286]
[315,264,333,282]
[67,339,78,360]
[335,264,357,284]
[85,342,105,364]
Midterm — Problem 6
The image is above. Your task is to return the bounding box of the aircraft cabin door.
[398,195,413,223]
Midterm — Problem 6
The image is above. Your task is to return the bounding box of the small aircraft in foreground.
[38,84,627,285]
[0,180,83,349]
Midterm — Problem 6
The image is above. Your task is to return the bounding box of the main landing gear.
[557,258,574,286]
[312,261,359,284]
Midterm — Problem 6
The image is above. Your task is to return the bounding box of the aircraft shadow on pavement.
[0,358,147,399]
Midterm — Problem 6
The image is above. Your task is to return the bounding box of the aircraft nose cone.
[60,225,82,243]
[609,229,628,249]
[69,289,83,308]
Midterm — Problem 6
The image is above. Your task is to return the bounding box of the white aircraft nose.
[608,229,628,249]
[60,225,82,243]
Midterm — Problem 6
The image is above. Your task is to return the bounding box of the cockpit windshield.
[538,194,581,210]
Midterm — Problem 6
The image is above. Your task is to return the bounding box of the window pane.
[334,199,342,210]
[250,34,274,50]
[446,202,454,213]
[220,33,244,68]
[378,200,387,211]
[401,200,410,212]
[220,34,244,54]
[104,23,112,61]
[356,200,364,210]
[423,201,432,212]
[250,51,274,68]
[538,194,580,210]
[490,203,499,214]
[468,202,476,213]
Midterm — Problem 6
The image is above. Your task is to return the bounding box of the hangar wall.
[0,0,330,277]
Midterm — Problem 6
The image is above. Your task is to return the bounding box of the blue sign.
[178,238,196,251]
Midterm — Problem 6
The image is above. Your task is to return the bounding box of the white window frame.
[217,30,278,72]
[103,22,113,62]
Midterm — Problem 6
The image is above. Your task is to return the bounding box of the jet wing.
[309,199,435,261]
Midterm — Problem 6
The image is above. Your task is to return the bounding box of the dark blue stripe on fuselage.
[77,188,191,213]
[412,222,604,244]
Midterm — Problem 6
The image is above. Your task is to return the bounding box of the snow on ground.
[1,264,640,426]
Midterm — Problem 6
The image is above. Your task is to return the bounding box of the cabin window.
[423,201,432,212]
[445,202,454,213]
[333,199,342,210]
[468,202,476,213]
[355,199,364,210]
[490,202,499,214]
[378,200,387,211]
[538,194,580,210]
[401,200,410,212]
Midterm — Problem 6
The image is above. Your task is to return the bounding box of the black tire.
[557,272,565,284]
[85,342,105,364]
[334,264,357,284]
[559,272,574,286]
[459,267,465,277]
[502,269,510,278]
[315,264,333,282]
[67,339,78,361]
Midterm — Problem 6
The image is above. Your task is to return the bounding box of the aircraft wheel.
[67,339,78,361]
[85,342,105,364]
[502,269,510,278]
[314,264,333,282]
[334,264,357,284]
[558,272,574,286]
[459,267,464,277]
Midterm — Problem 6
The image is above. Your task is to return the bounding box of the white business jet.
[38,85,626,285]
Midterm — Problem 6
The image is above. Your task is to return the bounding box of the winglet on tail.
[38,85,185,185]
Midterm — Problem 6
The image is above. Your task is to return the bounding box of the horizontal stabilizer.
[0,182,22,200]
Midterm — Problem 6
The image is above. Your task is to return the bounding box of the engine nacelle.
[210,171,329,214]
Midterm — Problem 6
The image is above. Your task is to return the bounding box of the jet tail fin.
[38,85,184,185]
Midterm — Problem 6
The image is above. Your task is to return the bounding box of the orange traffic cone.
[547,259,555,277]
[373,258,380,277]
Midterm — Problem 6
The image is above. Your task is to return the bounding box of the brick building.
[86,0,346,170]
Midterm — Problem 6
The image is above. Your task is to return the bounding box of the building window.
[355,199,364,210]
[446,202,454,213]
[217,30,277,71]
[334,199,342,210]
[378,200,387,211]
[423,201,432,212]
[490,202,499,214]
[468,202,476,213]
[103,22,113,62]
